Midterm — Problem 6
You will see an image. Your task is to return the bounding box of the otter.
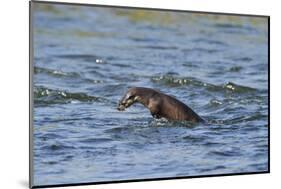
[117,87,204,123]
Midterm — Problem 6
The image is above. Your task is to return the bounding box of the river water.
[31,3,269,186]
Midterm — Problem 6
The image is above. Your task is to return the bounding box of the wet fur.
[117,87,204,123]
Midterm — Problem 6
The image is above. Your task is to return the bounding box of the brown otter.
[117,87,204,123]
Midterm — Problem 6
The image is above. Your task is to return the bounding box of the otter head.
[117,88,140,111]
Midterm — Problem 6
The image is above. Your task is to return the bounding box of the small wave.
[63,155,74,161]
[42,161,58,165]
[203,142,223,147]
[148,119,197,128]
[151,75,203,87]
[148,118,169,127]
[209,99,223,106]
[244,113,268,122]
[214,23,257,33]
[231,57,253,62]
[138,45,178,50]
[229,66,243,72]
[214,23,244,29]
[105,126,134,134]
[222,82,256,93]
[129,36,163,43]
[151,75,257,94]
[39,133,63,141]
[56,54,107,64]
[113,63,134,68]
[182,47,219,54]
[41,143,76,151]
[182,135,204,143]
[182,61,201,68]
[207,150,241,157]
[209,112,268,125]
[79,138,113,144]
[35,66,104,84]
[34,86,102,106]
[192,38,227,46]
[34,66,80,78]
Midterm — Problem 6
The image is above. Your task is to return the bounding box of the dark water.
[32,3,268,186]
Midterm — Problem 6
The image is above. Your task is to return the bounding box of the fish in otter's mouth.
[117,98,135,111]
[117,103,126,111]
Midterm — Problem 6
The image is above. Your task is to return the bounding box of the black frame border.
[29,1,270,188]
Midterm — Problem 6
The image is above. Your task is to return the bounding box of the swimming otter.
[117,87,204,123]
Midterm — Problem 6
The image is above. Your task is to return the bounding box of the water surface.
[32,3,268,186]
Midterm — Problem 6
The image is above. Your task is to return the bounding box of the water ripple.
[55,54,108,64]
[151,75,257,94]
[34,86,103,106]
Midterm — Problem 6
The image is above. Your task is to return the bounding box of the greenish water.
[32,3,268,186]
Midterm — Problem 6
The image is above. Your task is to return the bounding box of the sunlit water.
[32,3,268,186]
